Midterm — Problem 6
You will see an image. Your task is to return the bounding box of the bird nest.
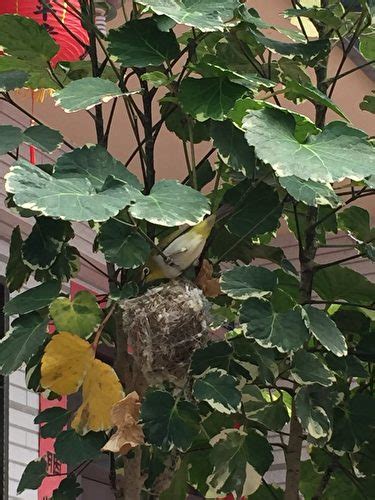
[121,280,210,385]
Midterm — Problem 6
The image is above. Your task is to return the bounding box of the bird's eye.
[143,267,150,278]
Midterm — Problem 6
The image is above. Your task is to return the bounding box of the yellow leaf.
[102,391,144,455]
[41,331,94,395]
[71,359,124,435]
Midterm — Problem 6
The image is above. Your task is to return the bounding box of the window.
[0,279,8,499]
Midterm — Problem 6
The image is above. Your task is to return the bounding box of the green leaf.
[141,391,200,451]
[0,313,48,375]
[6,226,31,292]
[129,179,210,226]
[55,144,142,190]
[35,245,80,283]
[159,459,189,500]
[193,368,241,414]
[50,291,102,338]
[360,91,375,114]
[208,428,273,497]
[291,350,335,386]
[313,265,375,306]
[98,218,150,269]
[284,6,342,29]
[249,484,283,500]
[179,77,246,121]
[330,393,375,452]
[4,281,61,316]
[284,81,347,120]
[359,26,375,61]
[34,407,71,439]
[210,120,255,174]
[220,265,277,300]
[243,108,375,183]
[253,34,329,62]
[295,384,336,445]
[230,97,319,143]
[240,298,309,352]
[22,218,72,270]
[225,181,282,239]
[108,18,179,67]
[303,306,347,357]
[337,206,375,243]
[6,160,140,222]
[54,77,125,112]
[279,176,340,208]
[0,125,23,155]
[0,15,58,62]
[23,125,63,153]
[161,100,211,143]
[54,429,107,466]
[51,475,83,500]
[141,70,175,88]
[17,458,47,494]
[242,385,289,431]
[136,0,241,31]
[0,69,28,91]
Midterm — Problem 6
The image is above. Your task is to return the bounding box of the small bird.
[144,213,217,283]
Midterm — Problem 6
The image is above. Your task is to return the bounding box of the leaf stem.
[92,302,117,351]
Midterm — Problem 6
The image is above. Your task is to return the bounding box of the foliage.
[0,1,374,499]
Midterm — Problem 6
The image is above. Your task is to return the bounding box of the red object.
[0,0,88,66]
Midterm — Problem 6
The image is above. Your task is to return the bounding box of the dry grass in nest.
[121,280,210,384]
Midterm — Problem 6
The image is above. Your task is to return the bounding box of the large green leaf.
[0,125,23,155]
[0,70,28,91]
[359,26,375,61]
[136,0,241,31]
[313,265,375,306]
[210,120,255,174]
[243,108,375,183]
[240,298,309,352]
[97,218,150,269]
[161,101,211,143]
[284,81,347,120]
[35,245,80,283]
[51,475,83,500]
[23,125,63,154]
[208,428,273,497]
[220,265,277,300]
[17,458,47,494]
[54,77,125,112]
[34,407,72,439]
[179,77,246,121]
[295,384,337,445]
[54,430,107,466]
[141,391,200,451]
[291,350,335,387]
[360,92,375,114]
[49,291,102,338]
[330,393,375,452]
[6,226,31,293]
[242,385,289,431]
[279,176,340,208]
[303,306,347,357]
[55,145,142,190]
[22,218,72,270]
[4,281,61,316]
[159,459,188,500]
[108,18,179,67]
[192,368,241,414]
[225,181,282,240]
[337,206,375,243]
[0,15,58,61]
[6,161,140,222]
[0,313,48,375]
[129,180,210,226]
[253,34,330,63]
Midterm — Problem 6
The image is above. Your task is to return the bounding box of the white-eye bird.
[144,213,217,283]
